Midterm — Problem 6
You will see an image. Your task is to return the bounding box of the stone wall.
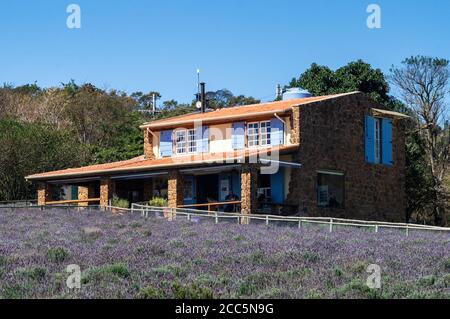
[168,169,184,208]
[240,164,258,216]
[100,177,116,207]
[290,107,300,144]
[143,129,155,160]
[285,93,406,222]
[37,182,51,206]
[78,186,89,207]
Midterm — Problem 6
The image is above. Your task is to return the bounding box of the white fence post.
[406,225,409,237]
[266,215,269,226]
[329,218,333,233]
[298,220,302,229]
[375,225,378,233]
[215,212,218,224]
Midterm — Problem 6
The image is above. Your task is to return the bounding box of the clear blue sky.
[1,0,449,103]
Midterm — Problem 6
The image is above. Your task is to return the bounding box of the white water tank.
[282,87,312,100]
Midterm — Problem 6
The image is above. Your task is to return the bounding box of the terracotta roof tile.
[140,92,360,129]
[26,144,299,180]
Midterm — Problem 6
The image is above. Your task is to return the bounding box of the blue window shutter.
[365,116,375,164]
[195,126,209,153]
[232,122,245,150]
[381,118,393,166]
[270,167,284,204]
[160,130,173,157]
[270,117,284,146]
[202,126,209,153]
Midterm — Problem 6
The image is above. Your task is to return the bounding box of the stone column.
[37,182,51,206]
[78,186,89,207]
[144,129,155,160]
[143,179,154,202]
[290,107,300,144]
[168,169,183,208]
[240,164,258,222]
[100,177,116,207]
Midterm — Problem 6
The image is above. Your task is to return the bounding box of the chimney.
[200,82,206,113]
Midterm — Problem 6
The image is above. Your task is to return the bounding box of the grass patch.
[81,263,130,284]
[47,247,70,263]
[171,281,213,299]
[16,266,47,281]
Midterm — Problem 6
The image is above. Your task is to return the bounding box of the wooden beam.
[45,198,100,205]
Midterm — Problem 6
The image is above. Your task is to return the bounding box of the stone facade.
[78,186,89,207]
[77,184,96,206]
[37,182,51,206]
[143,129,155,160]
[290,106,300,144]
[240,164,258,217]
[100,177,116,207]
[168,169,184,208]
[285,93,406,222]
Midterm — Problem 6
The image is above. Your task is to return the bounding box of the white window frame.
[247,121,271,148]
[174,129,197,155]
[260,120,271,146]
[247,122,260,148]
[374,118,381,164]
[187,129,197,153]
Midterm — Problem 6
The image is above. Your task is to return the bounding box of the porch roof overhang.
[258,158,303,168]
[371,108,410,120]
[26,144,300,182]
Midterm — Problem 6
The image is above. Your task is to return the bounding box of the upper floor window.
[374,118,381,164]
[365,115,393,166]
[260,121,271,146]
[175,129,196,155]
[247,122,259,147]
[247,121,271,148]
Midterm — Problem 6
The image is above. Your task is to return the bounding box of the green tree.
[290,60,390,104]
[0,120,88,200]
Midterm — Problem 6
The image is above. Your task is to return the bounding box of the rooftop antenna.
[152,93,157,115]
[276,84,282,100]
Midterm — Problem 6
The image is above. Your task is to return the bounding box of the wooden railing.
[45,198,101,205]
[177,201,241,212]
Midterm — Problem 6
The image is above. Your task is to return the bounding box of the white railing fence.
[1,202,449,236]
[130,203,450,236]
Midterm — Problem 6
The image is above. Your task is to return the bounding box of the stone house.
[26,91,409,221]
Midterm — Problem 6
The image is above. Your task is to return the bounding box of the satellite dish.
[196,101,202,109]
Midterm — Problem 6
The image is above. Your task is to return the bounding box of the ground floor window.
[153,177,168,199]
[257,173,271,202]
[317,171,344,208]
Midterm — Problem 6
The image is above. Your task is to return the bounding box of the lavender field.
[0,208,449,299]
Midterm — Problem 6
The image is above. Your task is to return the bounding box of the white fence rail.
[130,203,450,235]
[1,202,449,236]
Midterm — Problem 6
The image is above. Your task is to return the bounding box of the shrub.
[419,275,436,287]
[136,286,164,299]
[443,259,450,270]
[81,263,130,284]
[47,247,70,263]
[17,266,47,281]
[171,281,213,299]
[111,196,129,209]
[148,197,168,207]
